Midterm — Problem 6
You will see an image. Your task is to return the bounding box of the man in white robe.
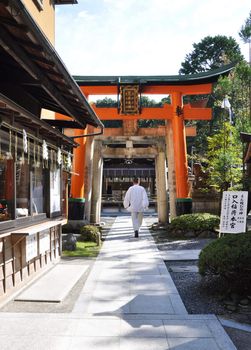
[123,178,149,237]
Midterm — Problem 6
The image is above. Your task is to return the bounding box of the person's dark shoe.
[134,230,139,238]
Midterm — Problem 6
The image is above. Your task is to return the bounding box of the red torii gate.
[58,64,233,219]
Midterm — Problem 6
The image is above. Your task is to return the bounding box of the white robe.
[123,184,149,213]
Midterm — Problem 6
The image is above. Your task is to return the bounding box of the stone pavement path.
[0,216,236,349]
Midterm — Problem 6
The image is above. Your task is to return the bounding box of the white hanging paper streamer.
[57,148,62,166]
[66,152,72,170]
[23,129,28,153]
[6,130,13,159]
[42,140,48,160]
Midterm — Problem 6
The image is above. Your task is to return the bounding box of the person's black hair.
[133,177,139,184]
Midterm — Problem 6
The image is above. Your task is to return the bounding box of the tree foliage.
[206,122,242,192]
[217,62,251,134]
[239,11,251,44]
[179,35,243,74]
[95,97,117,107]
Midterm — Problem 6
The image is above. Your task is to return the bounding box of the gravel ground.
[150,225,215,251]
[224,327,251,350]
[166,260,227,315]
[167,265,251,350]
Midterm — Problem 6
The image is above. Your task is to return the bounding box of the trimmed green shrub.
[79,225,101,245]
[199,232,251,293]
[170,213,220,231]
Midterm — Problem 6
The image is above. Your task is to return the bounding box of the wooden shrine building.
[0,0,102,299]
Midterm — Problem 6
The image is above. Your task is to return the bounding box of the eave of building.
[0,1,102,128]
[55,0,78,4]
[0,93,78,148]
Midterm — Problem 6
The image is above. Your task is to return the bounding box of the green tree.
[179,35,243,74]
[206,121,242,193]
[179,35,248,158]
[138,96,170,127]
[95,97,117,107]
[239,11,251,64]
[214,62,251,134]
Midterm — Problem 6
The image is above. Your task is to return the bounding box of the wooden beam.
[43,119,86,129]
[183,104,212,120]
[102,147,158,158]
[92,104,173,120]
[92,103,211,121]
[142,84,213,95]
[14,38,43,52]
[30,55,55,68]
[0,102,6,108]
[80,83,213,96]
[94,125,196,137]
[0,16,28,32]
[80,86,118,96]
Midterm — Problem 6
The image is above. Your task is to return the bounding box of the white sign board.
[50,168,61,214]
[39,229,50,254]
[220,191,248,234]
[26,234,38,261]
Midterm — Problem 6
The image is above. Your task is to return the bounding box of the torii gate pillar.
[171,92,192,215]
[155,142,168,223]
[90,140,103,223]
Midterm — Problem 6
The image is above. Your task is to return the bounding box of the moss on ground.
[62,241,101,258]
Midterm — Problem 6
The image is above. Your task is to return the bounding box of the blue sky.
[55,0,250,76]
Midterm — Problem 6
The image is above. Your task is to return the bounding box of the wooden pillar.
[155,143,168,223]
[171,92,191,215]
[165,121,177,219]
[90,140,103,223]
[84,126,94,222]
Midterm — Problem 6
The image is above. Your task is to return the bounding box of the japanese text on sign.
[220,191,248,233]
[120,85,139,115]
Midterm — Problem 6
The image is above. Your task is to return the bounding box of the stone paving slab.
[15,264,89,302]
[0,314,236,350]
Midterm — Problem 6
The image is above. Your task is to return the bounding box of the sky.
[55,0,250,77]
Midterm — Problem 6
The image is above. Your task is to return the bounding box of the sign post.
[220,191,248,234]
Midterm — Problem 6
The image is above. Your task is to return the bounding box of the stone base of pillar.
[176,198,192,216]
[67,219,88,230]
[68,198,85,220]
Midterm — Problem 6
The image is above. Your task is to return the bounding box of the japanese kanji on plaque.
[220,191,248,234]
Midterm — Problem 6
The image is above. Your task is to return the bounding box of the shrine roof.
[0,1,101,128]
[74,63,235,86]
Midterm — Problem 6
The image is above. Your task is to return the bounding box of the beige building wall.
[22,0,56,119]
[23,0,55,44]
